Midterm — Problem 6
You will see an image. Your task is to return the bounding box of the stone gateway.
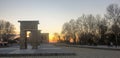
[18,20,49,49]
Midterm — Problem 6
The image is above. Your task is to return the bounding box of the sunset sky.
[0,0,119,35]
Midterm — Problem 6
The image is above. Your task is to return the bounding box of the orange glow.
[70,37,74,43]
[49,33,57,43]
[14,29,20,34]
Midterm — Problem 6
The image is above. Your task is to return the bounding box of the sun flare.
[49,33,57,43]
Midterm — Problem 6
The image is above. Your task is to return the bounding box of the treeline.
[0,20,15,42]
[60,4,120,46]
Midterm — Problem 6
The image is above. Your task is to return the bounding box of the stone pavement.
[1,43,120,58]
[1,45,120,58]
[0,44,75,57]
[67,45,120,51]
[55,43,120,51]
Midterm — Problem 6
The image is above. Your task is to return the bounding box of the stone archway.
[18,21,39,49]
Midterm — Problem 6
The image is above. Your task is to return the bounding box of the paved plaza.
[0,44,75,55]
[0,44,120,58]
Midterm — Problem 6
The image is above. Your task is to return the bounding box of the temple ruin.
[18,20,49,49]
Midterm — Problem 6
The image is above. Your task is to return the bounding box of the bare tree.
[0,20,15,42]
[61,22,71,43]
[61,4,120,45]
[105,4,120,46]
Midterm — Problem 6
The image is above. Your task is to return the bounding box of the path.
[0,44,120,58]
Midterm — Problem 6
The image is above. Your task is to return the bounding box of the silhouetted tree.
[0,20,15,42]
[62,22,71,43]
[105,4,120,46]
[61,3,120,46]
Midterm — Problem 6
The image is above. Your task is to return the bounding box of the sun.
[49,33,58,43]
[49,33,54,43]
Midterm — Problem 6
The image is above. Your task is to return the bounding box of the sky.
[0,0,120,35]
